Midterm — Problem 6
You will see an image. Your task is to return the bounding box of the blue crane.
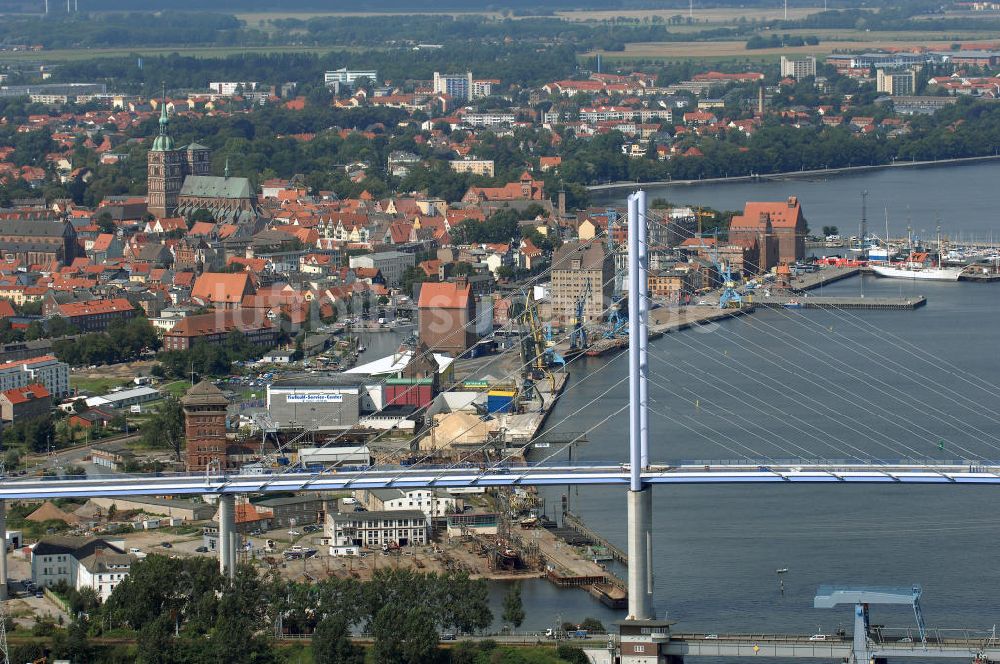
[569,280,591,351]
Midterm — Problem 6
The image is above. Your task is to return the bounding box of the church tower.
[147,101,183,218]
[181,380,230,472]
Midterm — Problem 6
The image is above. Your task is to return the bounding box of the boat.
[870,263,963,281]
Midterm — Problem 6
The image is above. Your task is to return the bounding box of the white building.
[31,536,135,601]
[324,68,379,87]
[449,159,495,177]
[780,56,818,79]
[433,72,474,100]
[462,112,515,127]
[348,250,415,288]
[0,355,70,398]
[208,81,259,95]
[355,488,462,518]
[326,509,428,556]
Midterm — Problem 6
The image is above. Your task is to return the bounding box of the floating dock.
[752,295,926,310]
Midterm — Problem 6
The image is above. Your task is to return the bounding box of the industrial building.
[266,375,374,431]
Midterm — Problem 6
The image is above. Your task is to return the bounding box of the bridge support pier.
[0,499,6,600]
[218,494,236,579]
[627,487,654,619]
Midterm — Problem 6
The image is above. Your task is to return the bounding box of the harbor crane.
[569,279,591,351]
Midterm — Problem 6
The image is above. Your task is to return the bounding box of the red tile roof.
[58,297,133,318]
[418,281,471,309]
[1,383,50,405]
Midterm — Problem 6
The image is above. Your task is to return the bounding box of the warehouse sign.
[286,393,344,403]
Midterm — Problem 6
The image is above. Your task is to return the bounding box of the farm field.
[0,44,350,62]
[588,32,1000,61]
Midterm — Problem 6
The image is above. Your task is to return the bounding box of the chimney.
[558,190,566,217]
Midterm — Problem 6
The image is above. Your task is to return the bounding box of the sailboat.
[870,226,964,281]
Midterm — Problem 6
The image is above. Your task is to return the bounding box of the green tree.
[140,396,185,461]
[501,582,525,628]
[371,605,440,664]
[312,615,363,664]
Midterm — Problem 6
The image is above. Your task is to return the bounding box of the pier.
[752,294,926,310]
[562,510,628,565]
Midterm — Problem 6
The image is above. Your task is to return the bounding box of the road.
[2,461,1000,499]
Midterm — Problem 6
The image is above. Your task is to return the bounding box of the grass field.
[162,380,192,399]
[69,375,129,395]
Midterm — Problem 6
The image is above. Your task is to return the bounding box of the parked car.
[195,546,209,553]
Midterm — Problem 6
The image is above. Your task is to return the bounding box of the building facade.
[326,509,428,554]
[348,251,415,288]
[0,219,79,265]
[550,241,614,324]
[182,380,229,472]
[0,355,70,398]
[877,69,918,95]
[266,375,370,431]
[31,536,134,601]
[433,71,474,100]
[162,310,278,351]
[0,383,51,423]
[780,56,817,79]
[417,281,477,357]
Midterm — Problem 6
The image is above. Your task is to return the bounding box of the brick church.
[147,104,261,224]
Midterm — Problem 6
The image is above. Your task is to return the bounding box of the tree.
[822,225,839,236]
[140,397,184,460]
[501,582,525,628]
[312,615,363,664]
[371,605,440,664]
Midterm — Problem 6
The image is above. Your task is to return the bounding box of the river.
[500,162,1000,641]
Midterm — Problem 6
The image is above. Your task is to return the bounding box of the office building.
[877,69,918,96]
[324,68,379,87]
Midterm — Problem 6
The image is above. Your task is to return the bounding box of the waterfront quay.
[752,294,926,311]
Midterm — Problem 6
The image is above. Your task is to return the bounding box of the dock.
[752,295,926,310]
[563,510,628,564]
[787,266,861,292]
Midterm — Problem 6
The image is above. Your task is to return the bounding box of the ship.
[870,262,963,281]
[870,250,964,281]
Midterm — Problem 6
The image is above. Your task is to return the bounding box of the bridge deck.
[668,634,1000,659]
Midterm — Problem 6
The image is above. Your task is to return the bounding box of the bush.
[555,644,590,664]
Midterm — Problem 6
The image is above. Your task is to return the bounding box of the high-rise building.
[433,72,474,100]
[877,68,917,96]
[182,380,230,472]
[780,56,817,80]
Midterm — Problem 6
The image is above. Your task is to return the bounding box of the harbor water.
[505,163,1000,639]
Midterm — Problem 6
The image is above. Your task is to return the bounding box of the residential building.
[417,280,477,357]
[355,488,462,519]
[877,69,918,96]
[162,309,278,351]
[31,536,135,601]
[471,79,499,97]
[461,112,515,127]
[348,251,415,288]
[56,297,135,332]
[449,159,495,177]
[0,355,70,398]
[324,68,379,87]
[182,380,229,472]
[326,509,428,555]
[780,56,817,79]
[190,272,256,309]
[550,242,614,324]
[433,71,474,100]
[0,383,51,423]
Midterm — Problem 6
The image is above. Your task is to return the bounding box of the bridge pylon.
[625,190,654,622]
